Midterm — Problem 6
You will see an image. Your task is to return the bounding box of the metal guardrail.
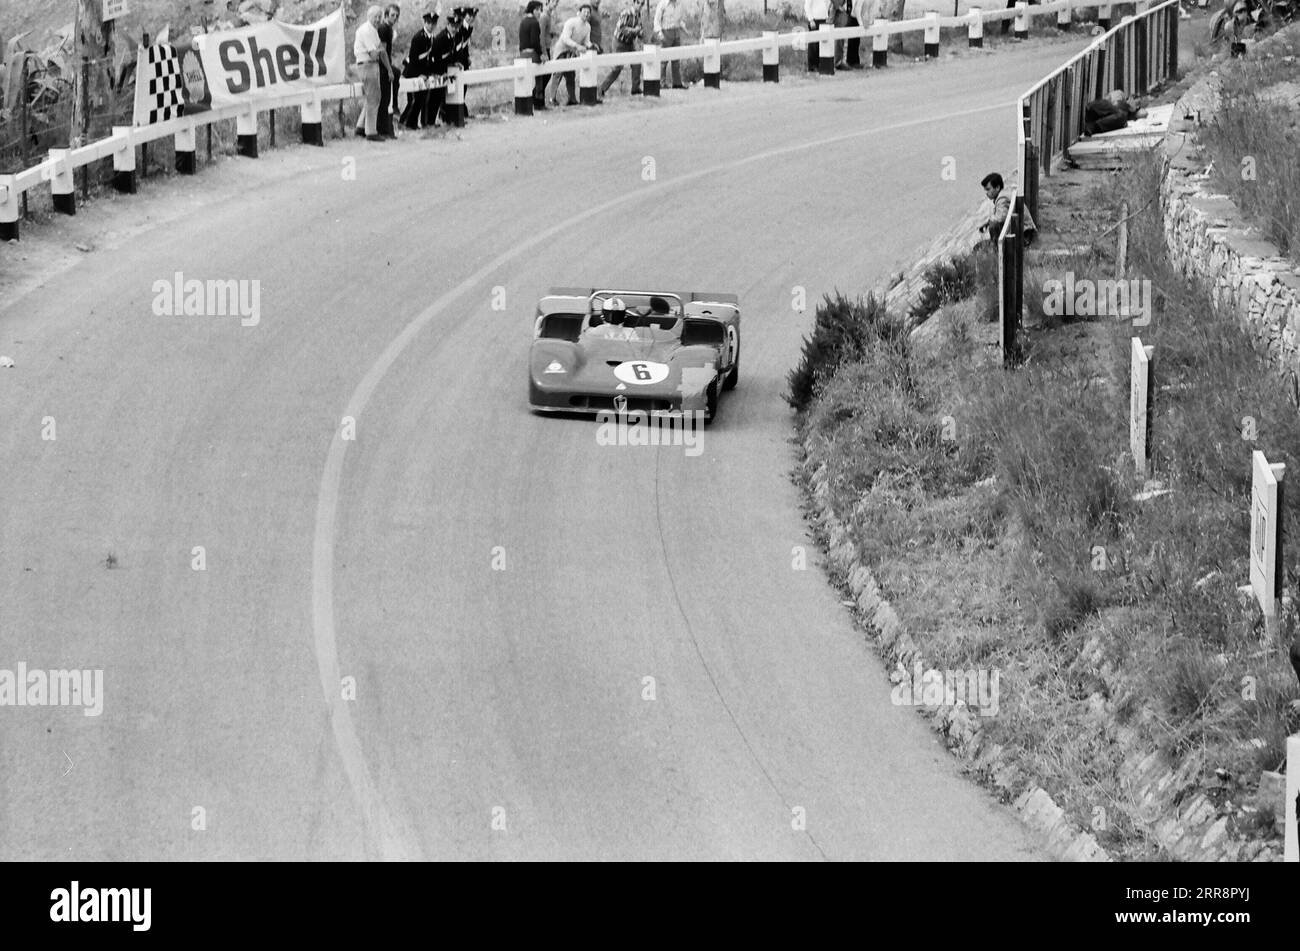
[0,0,1134,239]
[1017,0,1180,221]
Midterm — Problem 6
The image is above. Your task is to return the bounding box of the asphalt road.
[0,41,1088,860]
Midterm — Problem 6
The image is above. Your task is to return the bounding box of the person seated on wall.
[978,172,1037,248]
[1082,88,1148,136]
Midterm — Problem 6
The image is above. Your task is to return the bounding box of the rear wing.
[689,291,738,305]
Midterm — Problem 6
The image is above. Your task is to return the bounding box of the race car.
[528,287,740,420]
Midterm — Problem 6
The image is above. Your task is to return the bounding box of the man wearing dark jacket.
[1083,89,1146,136]
[520,1,548,110]
[401,12,438,128]
[430,9,460,126]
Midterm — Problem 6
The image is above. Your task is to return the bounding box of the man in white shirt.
[804,0,831,72]
[354,5,386,140]
[547,3,595,106]
[652,0,687,88]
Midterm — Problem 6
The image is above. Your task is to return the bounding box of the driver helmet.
[601,296,627,326]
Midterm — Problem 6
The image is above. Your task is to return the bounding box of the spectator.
[599,0,646,97]
[699,0,725,41]
[381,4,402,135]
[653,0,687,88]
[831,0,849,69]
[548,3,596,107]
[804,0,831,73]
[846,0,865,68]
[978,172,1036,246]
[1227,0,1268,54]
[589,0,606,52]
[453,7,478,118]
[540,0,560,70]
[431,9,461,124]
[353,5,386,141]
[400,12,438,129]
[1082,88,1146,136]
[520,1,548,110]
[356,4,399,136]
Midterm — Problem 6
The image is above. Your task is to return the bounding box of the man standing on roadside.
[520,1,548,110]
[548,3,595,107]
[652,0,687,89]
[589,0,607,52]
[401,11,438,128]
[599,0,645,97]
[353,5,386,140]
[804,0,830,72]
[378,4,401,136]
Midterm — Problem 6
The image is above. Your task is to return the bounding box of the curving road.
[0,41,1086,860]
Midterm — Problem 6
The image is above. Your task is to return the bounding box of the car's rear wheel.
[705,380,719,423]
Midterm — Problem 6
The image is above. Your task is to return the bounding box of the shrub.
[787,291,900,412]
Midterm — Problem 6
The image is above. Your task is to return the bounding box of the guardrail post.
[968,7,983,47]
[1014,2,1029,40]
[762,31,780,82]
[579,50,599,104]
[924,12,940,58]
[0,175,19,241]
[818,23,835,74]
[514,59,535,115]
[1098,3,1111,29]
[175,122,197,174]
[48,149,76,215]
[1287,733,1299,862]
[1057,0,1072,30]
[110,127,137,193]
[872,20,888,68]
[1135,4,1149,93]
[237,108,259,158]
[446,69,467,125]
[301,97,324,145]
[703,37,721,88]
[643,45,662,96]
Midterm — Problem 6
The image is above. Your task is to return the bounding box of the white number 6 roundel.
[614,361,669,386]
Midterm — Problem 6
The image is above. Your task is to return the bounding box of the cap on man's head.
[1233,1,1248,10]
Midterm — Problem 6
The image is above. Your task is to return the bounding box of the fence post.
[19,56,31,220]
[924,12,940,58]
[301,97,324,144]
[872,20,888,68]
[1057,0,1072,30]
[110,126,136,193]
[446,69,467,124]
[1117,200,1129,275]
[175,122,197,174]
[236,107,259,157]
[643,44,662,96]
[79,56,91,203]
[968,7,984,47]
[0,175,19,241]
[1130,337,1154,479]
[1014,1,1029,39]
[1135,12,1149,93]
[819,22,835,74]
[1098,3,1112,29]
[1286,733,1299,862]
[47,149,76,215]
[579,50,599,103]
[514,59,535,115]
[762,31,779,81]
[703,37,721,87]
[269,108,277,149]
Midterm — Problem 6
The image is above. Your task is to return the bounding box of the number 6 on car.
[528,287,741,422]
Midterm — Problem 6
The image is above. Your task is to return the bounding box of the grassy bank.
[793,145,1299,858]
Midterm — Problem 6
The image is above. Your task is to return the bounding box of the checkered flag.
[132,40,186,126]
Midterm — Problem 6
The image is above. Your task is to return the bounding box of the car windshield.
[590,291,682,322]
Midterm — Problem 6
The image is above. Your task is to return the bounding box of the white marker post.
[514,58,534,115]
[1099,3,1112,28]
[1287,733,1299,862]
[1249,449,1286,624]
[579,50,598,104]
[300,97,323,145]
[1057,0,1072,30]
[445,69,466,125]
[924,12,940,59]
[0,174,19,241]
[236,106,258,158]
[968,7,984,48]
[762,31,780,82]
[1130,338,1153,479]
[47,149,75,215]
[1117,201,1129,275]
[703,37,721,88]
[1014,1,1029,39]
[110,126,136,193]
[643,44,661,96]
[818,22,835,74]
[872,20,888,68]
[174,121,197,174]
